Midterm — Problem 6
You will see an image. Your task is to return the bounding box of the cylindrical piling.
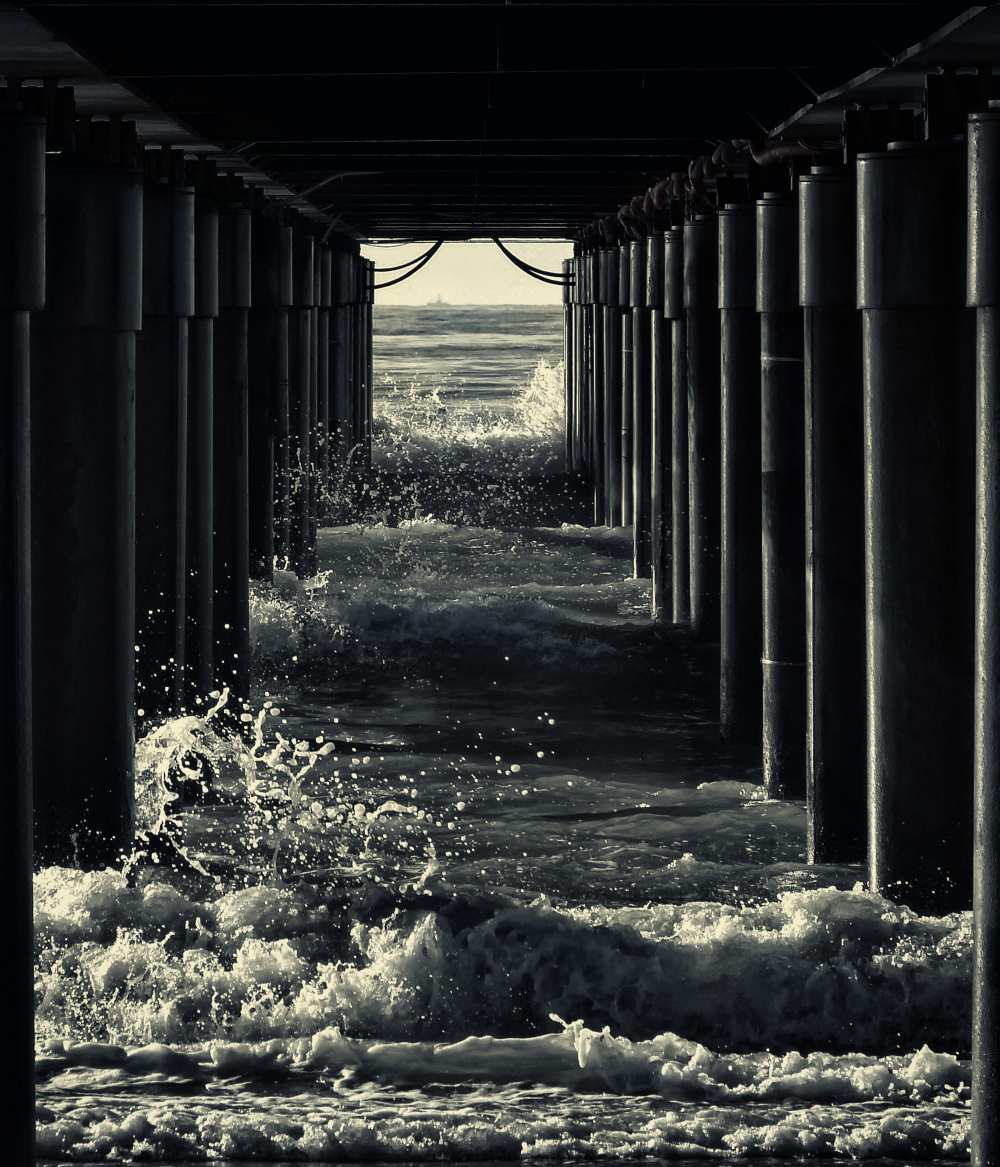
[249,211,292,581]
[971,107,1000,1167]
[318,245,333,491]
[685,213,721,640]
[136,153,194,717]
[564,259,574,470]
[213,188,252,699]
[289,227,316,576]
[187,184,219,701]
[719,204,762,742]
[591,252,606,523]
[331,247,356,487]
[33,134,143,865]
[859,139,973,912]
[800,167,866,863]
[620,240,634,524]
[602,246,623,526]
[758,192,807,797]
[0,100,44,1167]
[649,231,671,617]
[631,238,652,578]
[665,227,690,624]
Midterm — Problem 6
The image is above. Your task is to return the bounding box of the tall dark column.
[318,245,333,493]
[364,258,375,469]
[590,253,605,521]
[685,213,721,640]
[800,167,866,863]
[0,95,44,1167]
[136,150,194,719]
[665,227,689,624]
[213,183,252,699]
[631,238,652,577]
[289,226,316,576]
[248,210,292,581]
[620,241,634,524]
[33,123,143,865]
[648,231,671,617]
[187,183,219,701]
[577,253,592,478]
[331,247,356,477]
[719,204,762,742]
[970,107,1000,1167]
[563,259,574,470]
[859,139,973,912]
[602,246,623,525]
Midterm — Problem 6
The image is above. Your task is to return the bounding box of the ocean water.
[35,305,971,1163]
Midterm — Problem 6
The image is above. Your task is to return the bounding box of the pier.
[5,1,1000,1161]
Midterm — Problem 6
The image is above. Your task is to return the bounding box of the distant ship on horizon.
[427,293,450,306]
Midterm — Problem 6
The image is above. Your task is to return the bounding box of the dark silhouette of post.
[563,258,574,470]
[136,148,194,718]
[186,171,219,702]
[859,139,973,912]
[685,213,721,640]
[800,166,866,863]
[970,106,1000,1167]
[0,90,45,1167]
[591,251,606,523]
[213,179,252,699]
[620,240,634,524]
[602,245,623,525]
[33,119,143,865]
[248,206,292,581]
[331,246,357,480]
[719,203,762,743]
[318,244,333,492]
[648,230,671,618]
[631,237,652,578]
[290,224,316,576]
[758,193,807,797]
[665,226,689,624]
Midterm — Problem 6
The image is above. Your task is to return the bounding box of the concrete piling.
[620,240,634,525]
[631,237,652,578]
[665,227,690,625]
[648,230,671,618]
[602,245,623,526]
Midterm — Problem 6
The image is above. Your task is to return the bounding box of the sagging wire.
[491,237,572,285]
[372,239,444,273]
[372,239,445,289]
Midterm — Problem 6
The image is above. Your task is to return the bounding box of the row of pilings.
[564,108,1000,1167]
[0,85,375,1163]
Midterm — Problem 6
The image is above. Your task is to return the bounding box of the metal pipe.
[0,102,44,1167]
[800,165,866,863]
[970,107,1000,1167]
[591,251,606,523]
[859,138,973,912]
[758,192,807,797]
[620,240,634,525]
[719,203,762,742]
[602,246,623,526]
[648,230,671,617]
[213,196,252,699]
[33,148,142,865]
[685,213,721,640]
[631,238,652,577]
[186,192,219,703]
[665,226,690,625]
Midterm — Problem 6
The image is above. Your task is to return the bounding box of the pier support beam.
[758,192,807,797]
[290,226,316,576]
[719,204,762,742]
[800,167,866,863]
[591,252,606,523]
[602,246,623,526]
[648,231,670,617]
[186,182,218,701]
[0,95,44,1166]
[213,183,252,699]
[619,241,634,524]
[33,125,143,864]
[631,237,652,577]
[684,213,721,640]
[248,209,292,580]
[331,247,356,489]
[563,259,574,471]
[135,150,194,718]
[318,244,333,494]
[970,107,1000,1167]
[665,227,689,624]
[859,139,973,912]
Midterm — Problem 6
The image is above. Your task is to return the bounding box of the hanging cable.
[492,237,572,284]
[372,240,443,273]
[372,239,445,289]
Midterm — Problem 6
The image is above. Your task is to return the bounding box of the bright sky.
[361,239,574,306]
